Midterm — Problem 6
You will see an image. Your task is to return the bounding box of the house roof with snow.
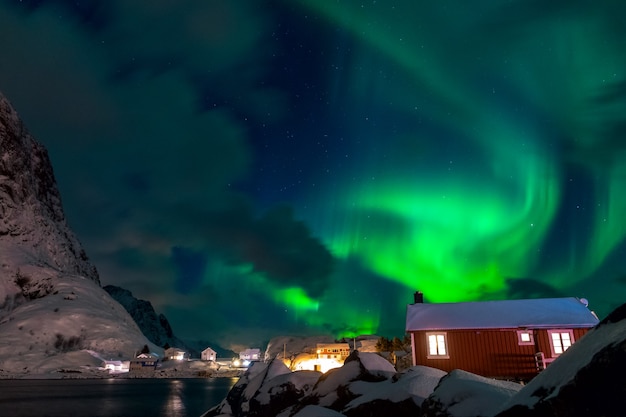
[165,347,186,354]
[406,297,599,331]
[239,348,261,360]
[135,353,159,359]
[102,360,125,365]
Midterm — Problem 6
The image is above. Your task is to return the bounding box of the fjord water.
[0,378,237,417]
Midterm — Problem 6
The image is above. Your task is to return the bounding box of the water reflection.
[98,378,119,417]
[162,379,186,417]
[0,378,236,417]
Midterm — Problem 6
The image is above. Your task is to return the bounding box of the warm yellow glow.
[294,357,344,373]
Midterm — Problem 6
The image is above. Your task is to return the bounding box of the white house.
[291,343,352,373]
[201,347,217,361]
[164,347,187,361]
[316,343,351,360]
[239,348,261,361]
[102,360,130,374]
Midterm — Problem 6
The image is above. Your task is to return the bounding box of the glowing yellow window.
[426,332,449,359]
[548,330,574,356]
[517,330,534,345]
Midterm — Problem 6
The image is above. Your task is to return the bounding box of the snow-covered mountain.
[0,94,98,285]
[0,92,161,376]
[103,284,194,354]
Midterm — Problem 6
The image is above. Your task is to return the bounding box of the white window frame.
[426,332,449,359]
[547,329,574,357]
[517,330,534,346]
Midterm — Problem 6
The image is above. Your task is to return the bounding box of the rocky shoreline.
[0,360,245,380]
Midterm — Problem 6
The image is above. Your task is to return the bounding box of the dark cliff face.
[0,92,99,284]
[103,284,193,353]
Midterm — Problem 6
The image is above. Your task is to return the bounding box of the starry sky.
[1,0,626,350]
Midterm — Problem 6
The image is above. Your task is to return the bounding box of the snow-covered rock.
[422,369,522,417]
[248,366,320,417]
[204,359,322,417]
[289,405,346,417]
[0,92,161,376]
[309,350,398,410]
[206,348,451,417]
[302,351,438,417]
[341,365,446,414]
[495,302,626,417]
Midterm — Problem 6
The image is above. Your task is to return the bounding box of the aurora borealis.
[1,0,625,349]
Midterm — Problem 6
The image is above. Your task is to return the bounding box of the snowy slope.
[0,91,161,376]
[0,270,160,375]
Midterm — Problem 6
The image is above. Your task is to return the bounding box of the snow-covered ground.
[0,265,163,378]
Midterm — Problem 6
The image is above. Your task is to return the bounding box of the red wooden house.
[405,293,599,381]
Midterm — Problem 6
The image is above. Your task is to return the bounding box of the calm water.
[0,378,237,417]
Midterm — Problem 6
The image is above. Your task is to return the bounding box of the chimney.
[414,291,424,304]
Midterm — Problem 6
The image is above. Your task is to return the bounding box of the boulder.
[204,359,321,417]
[422,369,522,417]
[343,365,447,417]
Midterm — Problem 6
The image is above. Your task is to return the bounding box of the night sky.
[1,0,625,349]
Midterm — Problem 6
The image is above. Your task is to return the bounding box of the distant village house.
[405,292,599,381]
[316,343,350,361]
[164,347,188,361]
[102,360,130,374]
[291,342,352,373]
[129,353,159,373]
[201,347,217,362]
[239,348,261,361]
[231,348,261,368]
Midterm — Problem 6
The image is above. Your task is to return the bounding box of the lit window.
[517,330,534,345]
[548,330,574,356]
[426,332,449,359]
